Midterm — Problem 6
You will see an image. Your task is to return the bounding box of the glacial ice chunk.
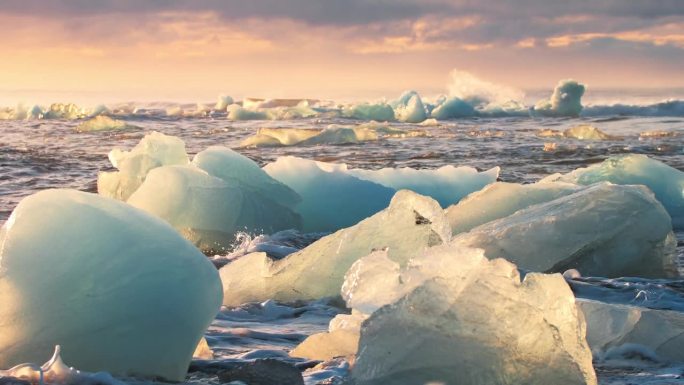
[347,164,499,207]
[226,104,269,120]
[542,154,684,229]
[430,97,476,119]
[351,245,597,385]
[193,146,300,208]
[451,183,677,278]
[394,92,427,123]
[537,125,616,140]
[343,102,395,121]
[240,128,321,147]
[75,116,136,132]
[446,181,580,235]
[215,94,234,110]
[97,132,189,200]
[0,189,222,381]
[579,299,684,363]
[128,164,301,253]
[533,79,586,117]
[219,190,450,305]
[264,157,495,230]
[263,157,395,232]
[240,123,427,148]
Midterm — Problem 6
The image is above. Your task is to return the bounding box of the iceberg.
[451,183,677,278]
[533,79,586,117]
[347,245,597,385]
[542,154,684,228]
[0,189,222,381]
[430,97,477,119]
[240,127,321,147]
[43,103,88,120]
[97,132,189,200]
[240,123,427,148]
[128,148,301,252]
[75,116,136,132]
[215,94,234,110]
[263,157,395,232]
[393,92,427,123]
[537,125,616,140]
[579,300,684,363]
[226,104,269,120]
[264,157,496,230]
[446,181,580,235]
[347,164,499,207]
[343,102,395,121]
[192,146,300,208]
[563,124,616,140]
[219,190,450,305]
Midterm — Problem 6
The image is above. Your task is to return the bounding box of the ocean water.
[1,92,684,384]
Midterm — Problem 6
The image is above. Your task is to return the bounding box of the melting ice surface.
[1,85,684,385]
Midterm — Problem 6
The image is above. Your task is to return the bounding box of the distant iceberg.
[532,79,586,117]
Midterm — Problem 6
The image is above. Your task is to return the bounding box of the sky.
[1,0,683,105]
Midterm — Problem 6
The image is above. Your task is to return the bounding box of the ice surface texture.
[446,181,580,235]
[240,124,428,148]
[339,245,598,385]
[452,183,677,278]
[219,190,450,305]
[75,116,136,133]
[579,300,684,364]
[0,189,222,381]
[129,147,301,252]
[544,154,684,229]
[264,156,497,232]
[533,79,586,117]
[98,131,189,200]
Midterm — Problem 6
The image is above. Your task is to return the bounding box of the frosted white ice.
[393,92,427,123]
[215,95,234,110]
[0,189,222,381]
[128,164,300,253]
[533,79,586,117]
[97,131,189,200]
